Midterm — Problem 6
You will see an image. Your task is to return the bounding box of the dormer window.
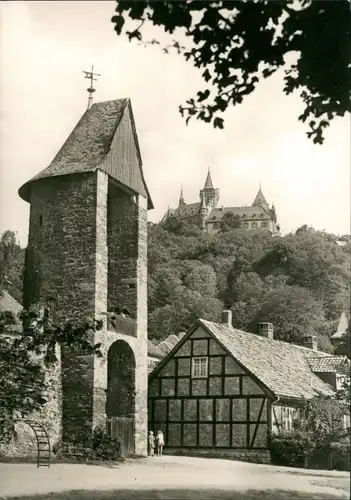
[242,213,246,218]
[252,213,256,218]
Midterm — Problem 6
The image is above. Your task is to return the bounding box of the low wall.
[164,448,271,464]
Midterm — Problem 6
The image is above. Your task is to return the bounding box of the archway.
[106,340,136,456]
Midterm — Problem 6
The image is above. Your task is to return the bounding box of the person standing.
[148,430,155,457]
[156,430,164,457]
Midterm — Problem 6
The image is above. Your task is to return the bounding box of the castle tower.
[19,99,153,456]
[178,184,185,207]
[199,167,220,208]
[252,183,269,211]
[199,192,208,231]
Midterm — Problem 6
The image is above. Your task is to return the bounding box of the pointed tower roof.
[331,311,350,339]
[18,98,153,209]
[204,168,214,189]
[252,183,268,208]
[179,183,185,206]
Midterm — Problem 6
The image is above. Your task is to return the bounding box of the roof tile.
[18,99,153,209]
[200,319,336,400]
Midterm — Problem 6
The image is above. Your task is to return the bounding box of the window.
[192,357,208,378]
[214,222,220,229]
[252,213,256,218]
[261,221,268,228]
[39,215,43,226]
[252,221,258,229]
[243,222,249,229]
[336,375,346,390]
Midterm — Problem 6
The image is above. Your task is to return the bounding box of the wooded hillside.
[1,223,350,352]
[148,220,350,352]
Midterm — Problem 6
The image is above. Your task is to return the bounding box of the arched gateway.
[106,340,136,456]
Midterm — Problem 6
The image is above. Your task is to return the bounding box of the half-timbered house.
[148,310,349,463]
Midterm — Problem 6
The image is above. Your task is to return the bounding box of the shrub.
[270,432,315,468]
[330,441,350,471]
[90,425,121,461]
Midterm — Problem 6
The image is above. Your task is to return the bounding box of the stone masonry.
[19,99,151,457]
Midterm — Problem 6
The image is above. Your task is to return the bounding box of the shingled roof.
[331,311,350,340]
[18,99,153,209]
[148,340,165,359]
[307,356,349,373]
[157,332,186,354]
[173,202,201,218]
[208,205,270,221]
[195,319,336,400]
[0,290,22,315]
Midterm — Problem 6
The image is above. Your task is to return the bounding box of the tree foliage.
[0,307,103,446]
[0,230,24,303]
[112,0,351,144]
[147,221,350,349]
[1,222,349,352]
[219,211,242,232]
[302,395,347,443]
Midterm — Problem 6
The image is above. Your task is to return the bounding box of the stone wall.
[164,448,271,464]
[1,346,62,459]
[23,171,148,456]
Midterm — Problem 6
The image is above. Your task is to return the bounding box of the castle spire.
[179,183,185,206]
[204,167,214,189]
[252,183,269,209]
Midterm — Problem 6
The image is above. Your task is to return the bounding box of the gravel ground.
[0,455,349,499]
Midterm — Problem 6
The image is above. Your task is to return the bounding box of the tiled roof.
[252,187,269,208]
[0,291,23,333]
[157,333,186,354]
[173,202,200,218]
[208,206,270,221]
[199,319,336,400]
[161,208,176,223]
[18,99,153,209]
[331,311,350,339]
[0,290,23,315]
[148,340,165,359]
[307,356,349,373]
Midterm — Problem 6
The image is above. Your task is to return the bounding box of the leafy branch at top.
[112,0,351,144]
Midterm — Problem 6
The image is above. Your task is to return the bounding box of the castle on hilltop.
[161,169,280,234]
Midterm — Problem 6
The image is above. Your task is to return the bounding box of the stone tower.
[19,99,153,456]
[199,168,220,208]
[199,192,209,231]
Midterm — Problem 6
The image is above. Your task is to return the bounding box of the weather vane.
[83,65,101,110]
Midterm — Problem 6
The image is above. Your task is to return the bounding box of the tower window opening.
[39,215,43,226]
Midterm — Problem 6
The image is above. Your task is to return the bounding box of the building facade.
[17,98,152,457]
[148,312,349,462]
[162,170,280,235]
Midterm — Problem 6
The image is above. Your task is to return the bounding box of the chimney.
[222,310,232,326]
[301,335,318,351]
[257,322,274,340]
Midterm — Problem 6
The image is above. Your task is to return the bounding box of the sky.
[0,1,350,246]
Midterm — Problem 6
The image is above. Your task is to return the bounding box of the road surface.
[0,455,349,499]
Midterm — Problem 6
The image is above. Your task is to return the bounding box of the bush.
[52,427,121,462]
[270,432,350,471]
[90,425,121,461]
[330,441,350,471]
[270,433,315,468]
